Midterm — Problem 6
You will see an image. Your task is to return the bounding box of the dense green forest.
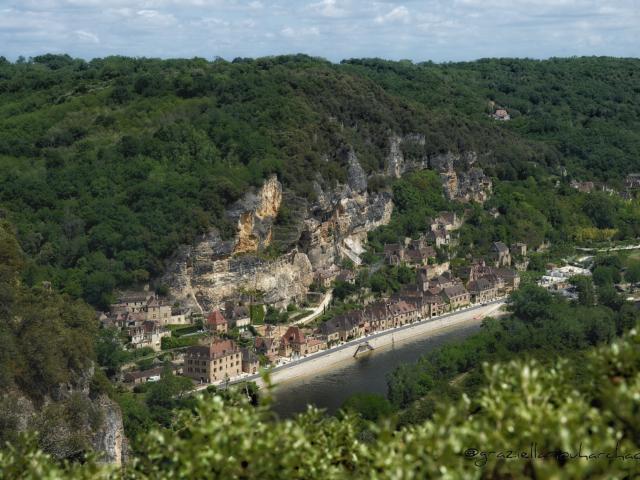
[1,55,639,306]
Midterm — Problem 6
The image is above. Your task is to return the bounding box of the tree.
[569,275,594,306]
[624,260,640,284]
[95,328,127,378]
[341,393,393,422]
[507,284,554,324]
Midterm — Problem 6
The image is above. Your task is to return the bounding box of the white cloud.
[280,26,320,37]
[310,0,349,18]
[74,29,100,43]
[375,6,410,25]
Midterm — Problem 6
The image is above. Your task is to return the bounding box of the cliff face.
[230,175,282,255]
[163,136,491,310]
[1,366,126,466]
[163,151,392,310]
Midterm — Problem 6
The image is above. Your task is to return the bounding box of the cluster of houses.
[319,253,520,347]
[569,173,640,202]
[383,211,462,266]
[98,293,186,351]
[114,236,525,387]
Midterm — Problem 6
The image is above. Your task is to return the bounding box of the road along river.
[268,300,505,416]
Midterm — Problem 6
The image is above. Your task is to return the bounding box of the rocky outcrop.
[163,152,392,310]
[0,368,126,466]
[164,244,313,311]
[441,167,493,203]
[229,175,282,255]
[384,134,492,204]
[162,137,492,310]
[92,395,126,465]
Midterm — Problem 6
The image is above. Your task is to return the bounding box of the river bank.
[194,299,506,393]
[264,300,505,386]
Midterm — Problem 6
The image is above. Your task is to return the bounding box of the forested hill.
[0,54,638,306]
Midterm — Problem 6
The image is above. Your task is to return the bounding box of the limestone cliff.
[163,152,392,311]
[385,134,492,203]
[162,136,492,311]
[0,365,126,466]
[229,175,282,255]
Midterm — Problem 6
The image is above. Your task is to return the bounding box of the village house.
[427,227,450,248]
[336,270,357,284]
[429,271,458,290]
[424,289,449,317]
[467,277,498,303]
[206,309,228,335]
[388,300,418,327]
[124,364,182,385]
[145,297,172,324]
[183,339,241,384]
[314,267,338,288]
[117,292,150,314]
[434,211,462,231]
[169,307,193,326]
[240,348,260,374]
[443,284,471,310]
[224,303,251,330]
[279,326,327,358]
[384,243,405,266]
[127,320,170,351]
[319,313,362,343]
[406,244,436,266]
[362,302,393,332]
[255,337,279,362]
[493,268,521,292]
[491,241,511,267]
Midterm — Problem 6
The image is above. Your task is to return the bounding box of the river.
[270,320,482,417]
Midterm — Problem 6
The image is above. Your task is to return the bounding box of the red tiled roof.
[207,309,227,326]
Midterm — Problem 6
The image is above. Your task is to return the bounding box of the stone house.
[435,211,462,231]
[240,348,260,374]
[169,307,192,326]
[127,321,170,351]
[146,297,172,324]
[206,309,228,335]
[421,288,449,317]
[491,242,511,267]
[443,284,471,310]
[336,270,357,284]
[255,337,279,362]
[117,292,151,314]
[184,339,241,384]
[493,268,521,292]
[427,227,450,248]
[388,300,418,326]
[467,278,498,303]
[279,326,326,358]
[319,314,361,343]
[384,243,405,266]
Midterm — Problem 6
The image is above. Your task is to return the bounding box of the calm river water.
[271,321,481,417]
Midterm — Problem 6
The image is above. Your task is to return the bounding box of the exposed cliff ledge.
[163,151,392,310]
[0,366,126,466]
[229,175,282,255]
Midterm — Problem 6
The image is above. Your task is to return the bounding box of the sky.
[0,0,639,63]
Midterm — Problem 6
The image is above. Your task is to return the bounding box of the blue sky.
[1,0,638,62]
